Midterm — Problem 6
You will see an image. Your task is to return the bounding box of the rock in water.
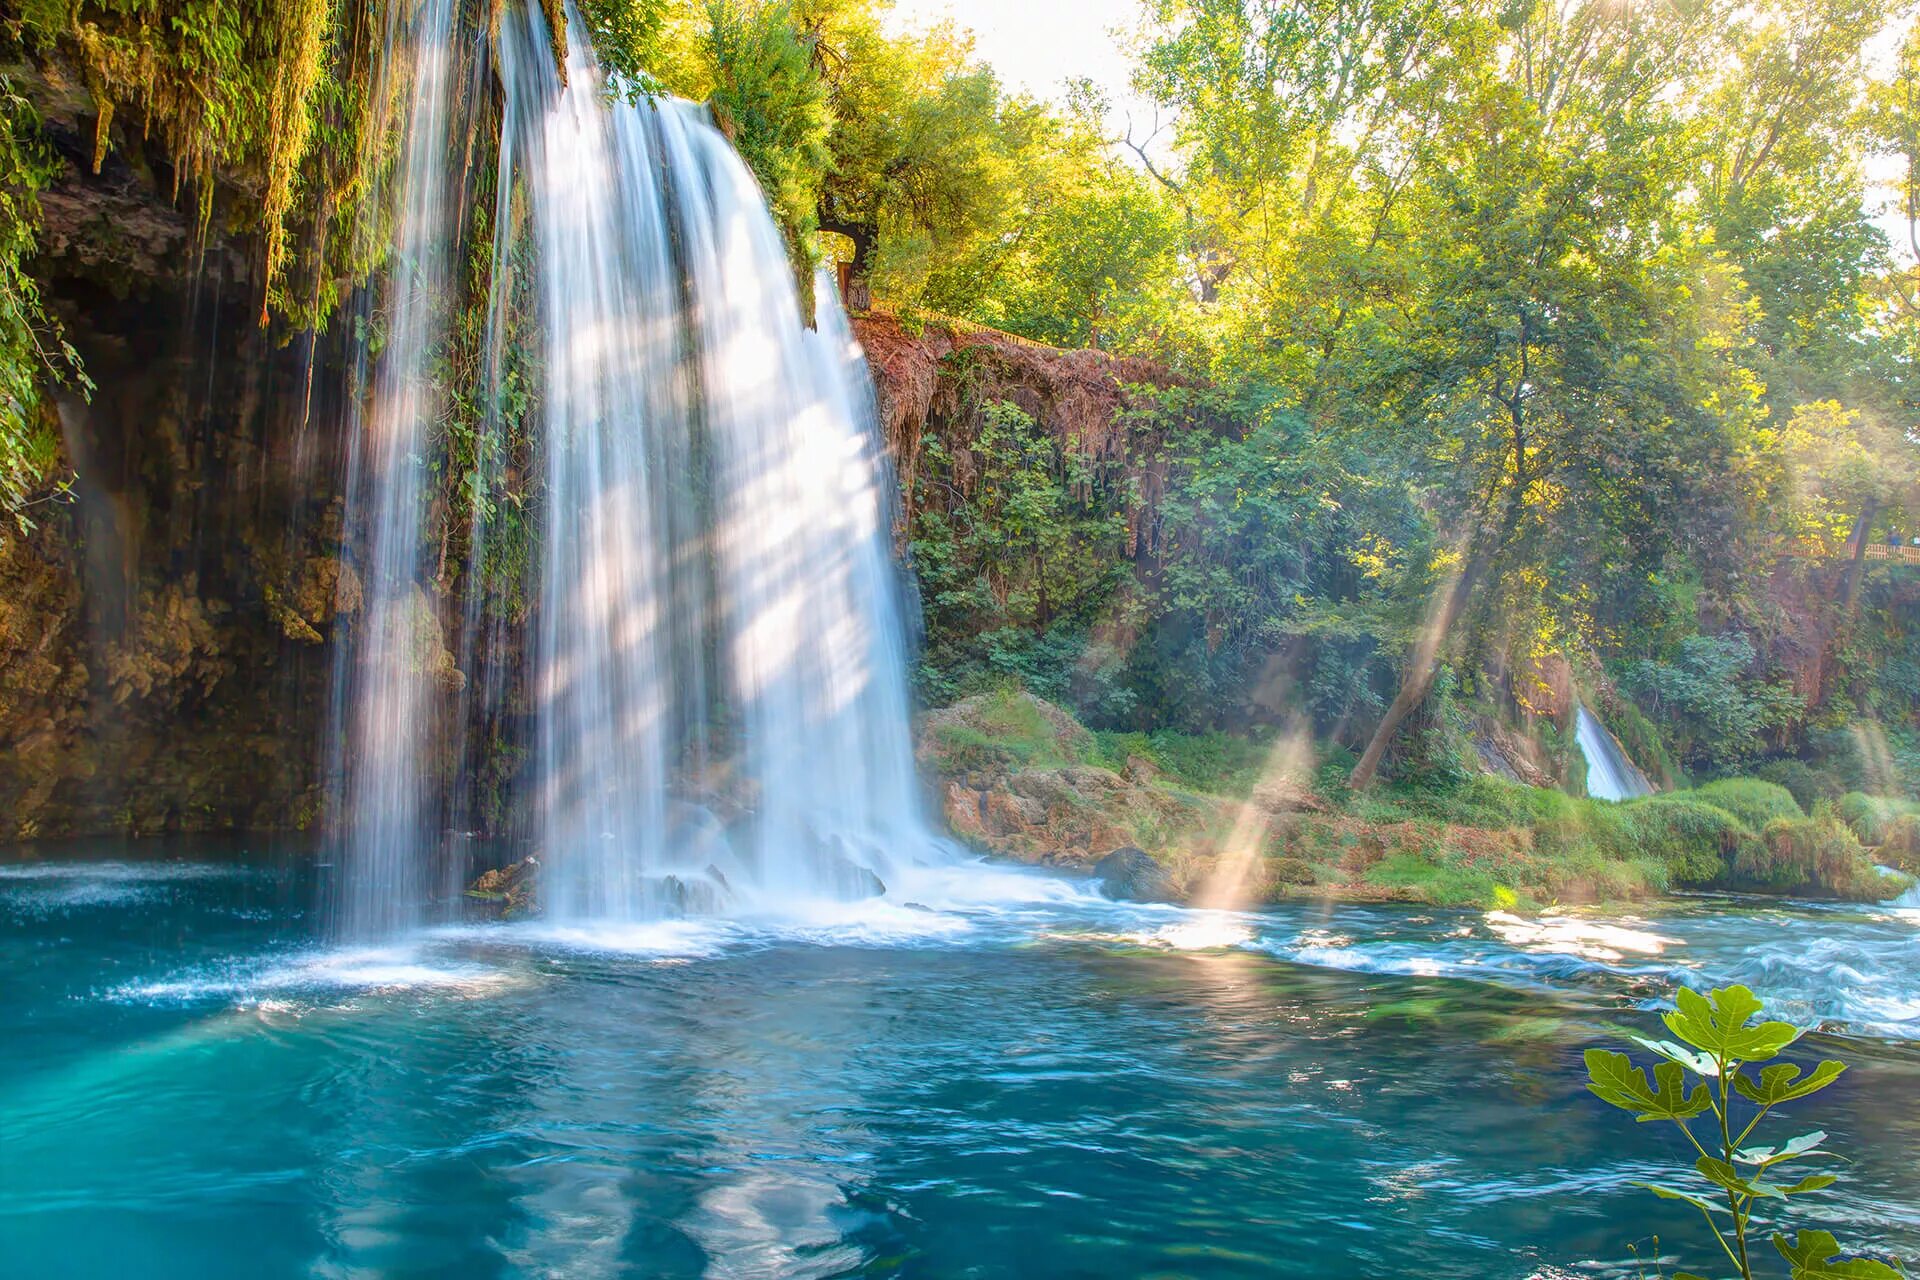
[1093,847,1173,902]
[466,856,540,918]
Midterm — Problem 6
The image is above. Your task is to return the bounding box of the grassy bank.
[919,688,1914,910]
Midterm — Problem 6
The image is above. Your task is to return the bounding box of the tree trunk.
[1844,497,1879,616]
[818,209,877,312]
[1346,548,1492,791]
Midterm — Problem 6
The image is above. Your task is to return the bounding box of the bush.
[1618,634,1805,773]
[1729,815,1894,899]
[1270,855,1317,886]
[1883,814,1920,872]
[1691,777,1804,829]
[1752,758,1842,813]
[1835,791,1920,846]
[1604,793,1752,885]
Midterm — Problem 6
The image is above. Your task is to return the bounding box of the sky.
[886,0,1159,140]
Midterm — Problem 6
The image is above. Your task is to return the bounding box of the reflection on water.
[2,848,1918,1279]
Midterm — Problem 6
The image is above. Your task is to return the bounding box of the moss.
[921,689,1902,910]
[1690,778,1804,829]
[1728,815,1899,900]
[1363,851,1504,907]
[1601,794,1749,885]
[1087,727,1270,793]
[17,0,398,332]
[1836,792,1920,846]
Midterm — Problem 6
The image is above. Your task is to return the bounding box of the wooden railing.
[1858,542,1920,563]
[1775,539,1920,564]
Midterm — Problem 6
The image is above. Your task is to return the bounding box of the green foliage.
[910,396,1132,705]
[698,0,831,268]
[1753,760,1845,815]
[0,75,86,536]
[1834,793,1902,845]
[1585,985,1901,1280]
[576,0,675,92]
[17,0,381,327]
[1086,726,1270,794]
[1731,815,1904,899]
[1622,638,1809,775]
[1694,779,1807,830]
[925,684,1090,774]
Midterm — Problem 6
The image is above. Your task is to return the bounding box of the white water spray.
[1576,704,1653,802]
[493,5,947,921]
[329,0,459,938]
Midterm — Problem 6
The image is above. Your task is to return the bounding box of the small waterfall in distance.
[1576,705,1654,802]
[327,0,951,936]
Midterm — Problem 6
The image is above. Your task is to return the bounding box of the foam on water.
[26,842,1911,1041]
[109,943,526,1006]
[0,861,250,915]
[0,861,245,883]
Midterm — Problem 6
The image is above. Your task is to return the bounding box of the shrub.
[1729,815,1893,899]
[1605,794,1753,885]
[1752,759,1842,813]
[1618,635,1805,773]
[1882,814,1920,873]
[1693,778,1804,830]
[1270,855,1317,886]
[1835,792,1920,846]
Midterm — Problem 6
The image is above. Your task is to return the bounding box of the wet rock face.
[1093,847,1174,902]
[0,219,345,838]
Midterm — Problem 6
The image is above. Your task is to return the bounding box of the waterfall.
[497,4,941,919]
[327,0,459,938]
[326,1,948,935]
[1575,704,1654,803]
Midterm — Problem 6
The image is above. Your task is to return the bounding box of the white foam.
[0,860,243,883]
[110,942,524,1005]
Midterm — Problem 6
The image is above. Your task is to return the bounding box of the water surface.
[3,843,1916,1278]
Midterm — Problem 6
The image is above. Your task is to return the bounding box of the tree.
[1341,0,1761,786]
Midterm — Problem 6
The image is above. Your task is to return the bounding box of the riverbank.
[917,688,1917,910]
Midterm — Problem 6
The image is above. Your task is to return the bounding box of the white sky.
[886,0,1160,140]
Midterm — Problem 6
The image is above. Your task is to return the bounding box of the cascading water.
[496,4,944,920]
[1575,704,1654,802]
[328,0,459,938]
[324,1,949,934]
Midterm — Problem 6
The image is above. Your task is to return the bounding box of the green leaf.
[1777,1173,1838,1195]
[1633,1181,1723,1215]
[1663,986,1802,1063]
[1585,1049,1713,1120]
[1734,1131,1830,1168]
[1774,1230,1907,1278]
[1697,1156,1784,1199]
[1633,1034,1722,1077]
[1734,1061,1847,1106]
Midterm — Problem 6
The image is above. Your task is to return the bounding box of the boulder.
[1093,846,1174,903]
[467,855,540,918]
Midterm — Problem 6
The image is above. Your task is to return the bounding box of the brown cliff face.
[0,93,349,839]
[852,312,1178,540]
